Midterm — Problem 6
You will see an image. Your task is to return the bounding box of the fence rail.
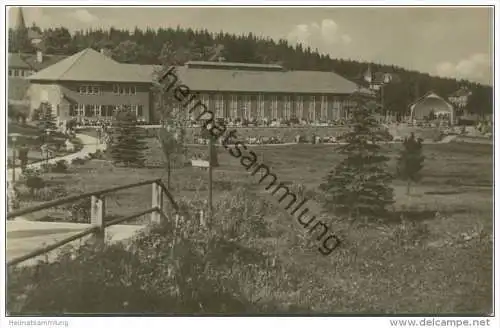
[7,178,178,267]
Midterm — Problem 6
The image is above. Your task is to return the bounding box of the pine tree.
[397,133,425,195]
[109,110,148,167]
[36,102,58,132]
[320,94,394,220]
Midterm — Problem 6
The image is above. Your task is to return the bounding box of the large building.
[27,48,155,123]
[26,47,369,124]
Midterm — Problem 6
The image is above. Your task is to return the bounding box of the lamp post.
[45,130,51,166]
[9,133,21,184]
[96,125,102,148]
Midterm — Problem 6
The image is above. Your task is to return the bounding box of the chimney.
[36,50,43,63]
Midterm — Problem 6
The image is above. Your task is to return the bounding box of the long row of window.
[77,85,137,95]
[78,85,101,95]
[8,68,34,78]
[173,94,354,121]
[69,104,143,118]
[112,85,136,95]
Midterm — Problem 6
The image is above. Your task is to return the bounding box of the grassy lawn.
[12,139,493,314]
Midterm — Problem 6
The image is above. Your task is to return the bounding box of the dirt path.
[7,133,105,182]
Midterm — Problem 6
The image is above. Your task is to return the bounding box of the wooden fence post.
[199,207,206,228]
[90,195,105,245]
[151,181,163,224]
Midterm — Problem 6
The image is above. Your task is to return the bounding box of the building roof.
[8,52,67,70]
[173,65,361,94]
[27,47,363,94]
[28,48,152,83]
[23,53,68,71]
[8,77,30,100]
[184,61,284,71]
[8,53,32,69]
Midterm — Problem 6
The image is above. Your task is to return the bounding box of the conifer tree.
[36,102,58,132]
[320,93,394,220]
[397,133,425,195]
[109,109,148,167]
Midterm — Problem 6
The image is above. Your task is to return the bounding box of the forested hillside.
[9,26,493,116]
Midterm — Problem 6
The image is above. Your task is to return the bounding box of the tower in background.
[11,7,31,53]
[15,6,27,32]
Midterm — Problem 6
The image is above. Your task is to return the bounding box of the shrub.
[6,213,264,314]
[25,176,45,197]
[213,180,232,191]
[6,186,309,314]
[34,185,68,202]
[212,188,272,241]
[63,198,92,223]
[89,150,105,160]
[71,138,84,151]
[397,133,425,195]
[40,163,53,173]
[51,160,69,173]
[71,157,86,165]
[21,166,42,178]
[391,219,430,248]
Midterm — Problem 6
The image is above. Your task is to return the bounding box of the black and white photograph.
[1,1,497,323]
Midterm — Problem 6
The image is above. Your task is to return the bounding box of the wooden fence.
[7,178,179,267]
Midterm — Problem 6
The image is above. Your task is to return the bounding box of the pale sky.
[8,6,494,85]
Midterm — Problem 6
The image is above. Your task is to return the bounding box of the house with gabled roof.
[8,53,68,108]
[25,47,369,125]
[448,86,472,109]
[26,48,155,123]
[8,52,68,78]
[8,7,68,109]
[362,64,402,91]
